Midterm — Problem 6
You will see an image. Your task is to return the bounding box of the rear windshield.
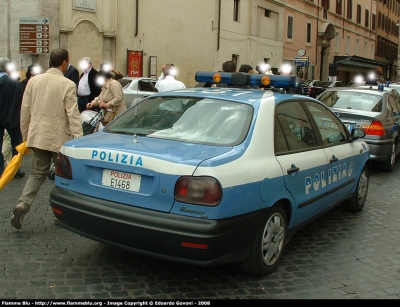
[318,90,382,112]
[104,96,253,146]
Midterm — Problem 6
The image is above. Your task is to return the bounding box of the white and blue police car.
[50,72,370,276]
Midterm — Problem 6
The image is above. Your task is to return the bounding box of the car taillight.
[175,176,222,206]
[360,121,386,136]
[55,152,73,179]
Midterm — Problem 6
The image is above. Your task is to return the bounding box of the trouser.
[0,126,23,176]
[2,130,12,165]
[78,97,89,113]
[16,148,58,214]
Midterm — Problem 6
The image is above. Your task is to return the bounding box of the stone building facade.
[1,0,398,85]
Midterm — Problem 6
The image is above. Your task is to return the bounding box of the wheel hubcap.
[262,213,285,266]
[358,171,368,205]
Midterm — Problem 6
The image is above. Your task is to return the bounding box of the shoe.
[11,205,25,230]
[14,172,25,179]
[54,217,59,225]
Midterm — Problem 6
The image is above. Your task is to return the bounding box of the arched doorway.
[67,21,103,70]
[318,22,335,80]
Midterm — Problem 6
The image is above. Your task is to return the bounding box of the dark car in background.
[307,80,327,98]
[322,80,347,88]
[318,87,400,171]
[308,80,347,98]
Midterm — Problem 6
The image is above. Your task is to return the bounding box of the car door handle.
[287,164,299,174]
[330,155,338,163]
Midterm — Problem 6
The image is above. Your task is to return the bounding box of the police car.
[50,72,370,276]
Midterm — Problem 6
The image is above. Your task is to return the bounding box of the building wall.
[2,0,394,85]
[282,0,320,80]
[57,0,287,87]
[375,0,400,79]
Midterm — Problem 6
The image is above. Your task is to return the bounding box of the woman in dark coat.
[0,57,24,178]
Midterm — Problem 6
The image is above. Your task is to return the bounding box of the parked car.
[318,86,400,171]
[50,72,370,276]
[322,80,347,88]
[352,84,400,104]
[119,77,158,109]
[347,80,366,87]
[307,80,327,98]
[386,83,400,96]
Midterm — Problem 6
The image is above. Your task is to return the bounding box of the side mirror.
[350,128,366,140]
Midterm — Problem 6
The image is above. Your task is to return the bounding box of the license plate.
[102,169,141,192]
[345,123,353,131]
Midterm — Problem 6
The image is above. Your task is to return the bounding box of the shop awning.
[335,58,377,69]
[333,56,386,70]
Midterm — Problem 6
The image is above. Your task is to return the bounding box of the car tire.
[380,141,396,172]
[342,165,369,212]
[238,203,287,276]
[48,171,55,180]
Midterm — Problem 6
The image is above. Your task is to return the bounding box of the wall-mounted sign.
[73,0,96,12]
[19,17,50,54]
[294,56,309,67]
[149,56,157,79]
[127,50,143,77]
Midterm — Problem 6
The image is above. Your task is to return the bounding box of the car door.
[302,100,367,205]
[387,94,400,154]
[274,100,329,228]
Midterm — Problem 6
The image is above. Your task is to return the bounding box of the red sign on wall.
[127,50,143,77]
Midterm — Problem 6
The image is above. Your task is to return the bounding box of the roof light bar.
[195,71,300,89]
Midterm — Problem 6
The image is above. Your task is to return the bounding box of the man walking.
[11,48,83,230]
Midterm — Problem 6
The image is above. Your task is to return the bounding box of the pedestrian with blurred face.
[77,57,101,113]
[86,69,126,125]
[239,64,254,74]
[0,57,25,180]
[155,64,186,92]
[99,62,124,80]
[21,64,42,94]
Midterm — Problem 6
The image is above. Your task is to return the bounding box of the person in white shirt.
[155,64,186,92]
[77,57,101,113]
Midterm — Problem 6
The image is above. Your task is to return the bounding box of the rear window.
[138,80,157,92]
[119,79,132,88]
[318,90,382,112]
[105,96,253,146]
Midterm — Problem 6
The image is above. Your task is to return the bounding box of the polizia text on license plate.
[102,169,141,192]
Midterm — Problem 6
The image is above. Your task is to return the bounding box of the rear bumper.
[365,139,393,161]
[49,187,267,267]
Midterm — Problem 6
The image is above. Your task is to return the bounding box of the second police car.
[49,72,370,276]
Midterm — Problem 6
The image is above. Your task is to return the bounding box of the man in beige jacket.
[11,48,83,230]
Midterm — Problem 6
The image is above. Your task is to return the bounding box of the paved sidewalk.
[1,154,400,299]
